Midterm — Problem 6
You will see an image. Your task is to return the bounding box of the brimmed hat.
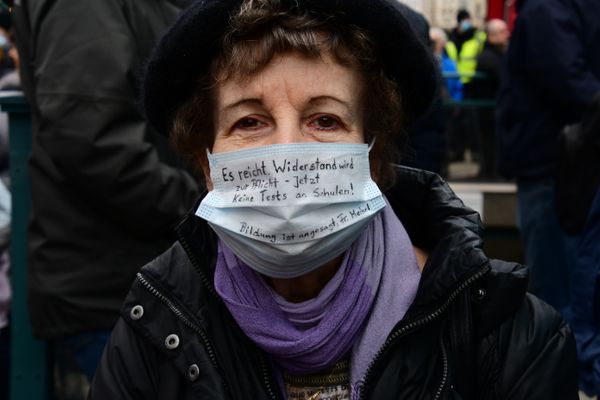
[142,0,437,136]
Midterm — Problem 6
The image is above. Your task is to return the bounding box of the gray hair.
[429,27,447,44]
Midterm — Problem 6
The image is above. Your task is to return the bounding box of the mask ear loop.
[368,137,377,152]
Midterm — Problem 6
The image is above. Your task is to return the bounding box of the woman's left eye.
[234,117,264,130]
[309,115,341,130]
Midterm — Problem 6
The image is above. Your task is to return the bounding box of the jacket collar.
[385,167,490,320]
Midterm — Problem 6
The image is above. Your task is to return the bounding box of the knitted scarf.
[214,203,421,396]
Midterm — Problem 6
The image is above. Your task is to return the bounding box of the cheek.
[198,153,214,191]
[205,176,214,191]
[203,168,214,191]
[211,129,225,152]
[369,158,381,184]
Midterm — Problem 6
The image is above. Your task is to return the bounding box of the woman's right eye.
[233,117,264,130]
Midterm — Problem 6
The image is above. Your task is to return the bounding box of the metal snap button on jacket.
[473,288,487,301]
[188,364,200,381]
[165,334,180,350]
[130,305,144,320]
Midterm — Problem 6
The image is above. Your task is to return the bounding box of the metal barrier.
[443,99,496,108]
[0,92,51,400]
[441,71,497,108]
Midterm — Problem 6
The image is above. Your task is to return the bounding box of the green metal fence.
[1,93,51,400]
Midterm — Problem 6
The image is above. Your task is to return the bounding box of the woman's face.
[212,51,365,154]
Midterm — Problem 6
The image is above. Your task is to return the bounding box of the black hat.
[457,9,471,23]
[142,0,437,136]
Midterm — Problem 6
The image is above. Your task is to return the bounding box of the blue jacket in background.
[441,55,463,101]
[496,0,600,179]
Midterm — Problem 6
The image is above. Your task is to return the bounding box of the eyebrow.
[219,95,354,114]
[308,96,353,110]
[220,98,263,113]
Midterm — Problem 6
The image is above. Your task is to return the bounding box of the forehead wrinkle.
[230,70,292,110]
[217,52,362,118]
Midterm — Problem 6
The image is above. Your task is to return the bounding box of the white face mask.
[196,142,385,278]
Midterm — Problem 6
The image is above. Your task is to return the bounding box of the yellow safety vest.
[445,30,486,83]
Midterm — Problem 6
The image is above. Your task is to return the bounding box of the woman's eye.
[311,115,340,130]
[234,117,264,130]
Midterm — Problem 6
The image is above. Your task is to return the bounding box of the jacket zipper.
[358,264,489,399]
[136,272,229,394]
[259,352,282,400]
[177,233,220,299]
[433,335,449,400]
[178,232,280,399]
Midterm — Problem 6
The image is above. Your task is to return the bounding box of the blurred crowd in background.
[0,2,18,399]
[0,0,598,399]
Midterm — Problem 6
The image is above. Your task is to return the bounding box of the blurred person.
[429,26,462,175]
[430,27,463,101]
[496,0,600,321]
[88,1,578,399]
[556,95,600,236]
[446,9,486,85]
[0,10,14,398]
[562,92,600,396]
[0,8,14,79]
[574,188,600,397]
[0,43,20,91]
[473,19,508,100]
[0,180,10,400]
[429,26,462,176]
[471,19,509,179]
[0,5,16,187]
[12,0,200,398]
[445,9,485,164]
[0,30,20,188]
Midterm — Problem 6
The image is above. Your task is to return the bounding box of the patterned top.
[283,358,350,400]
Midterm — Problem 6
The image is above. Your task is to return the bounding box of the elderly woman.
[90,0,577,399]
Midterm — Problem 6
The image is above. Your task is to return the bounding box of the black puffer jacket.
[90,168,578,399]
[13,0,199,338]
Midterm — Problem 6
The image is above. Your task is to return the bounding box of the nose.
[268,130,306,145]
[266,114,311,145]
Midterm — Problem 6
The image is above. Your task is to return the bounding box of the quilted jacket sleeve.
[496,293,579,399]
[90,318,161,400]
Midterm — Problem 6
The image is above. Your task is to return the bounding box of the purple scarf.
[214,202,421,396]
